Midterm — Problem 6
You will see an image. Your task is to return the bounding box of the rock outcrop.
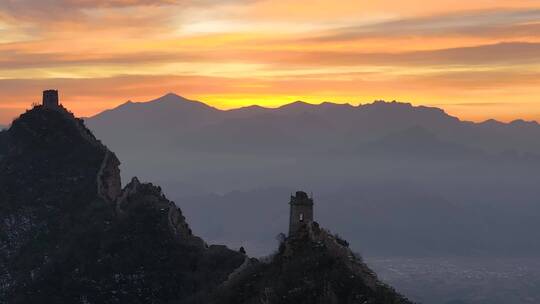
[97,150,122,202]
[117,177,206,248]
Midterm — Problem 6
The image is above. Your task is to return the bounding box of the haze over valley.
[82,93,540,303]
[87,93,540,257]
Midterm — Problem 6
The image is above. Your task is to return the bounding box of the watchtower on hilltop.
[42,90,59,108]
[289,191,314,235]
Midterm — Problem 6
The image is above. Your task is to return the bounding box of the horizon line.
[2,91,539,126]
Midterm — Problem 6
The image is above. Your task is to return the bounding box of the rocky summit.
[0,101,411,303]
[213,222,412,304]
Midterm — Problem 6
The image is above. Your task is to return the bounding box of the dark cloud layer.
[0,0,250,25]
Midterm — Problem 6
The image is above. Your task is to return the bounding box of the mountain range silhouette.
[86,93,540,257]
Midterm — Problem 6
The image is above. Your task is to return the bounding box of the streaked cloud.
[2,42,539,72]
[308,9,540,41]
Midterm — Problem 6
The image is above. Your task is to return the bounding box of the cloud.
[238,42,540,67]
[0,0,212,12]
[1,41,539,78]
[307,9,540,41]
[0,0,253,33]
[0,50,201,69]
[0,0,252,17]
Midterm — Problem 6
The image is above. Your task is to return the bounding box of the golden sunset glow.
[1,0,540,123]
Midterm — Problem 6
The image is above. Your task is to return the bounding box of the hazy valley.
[84,93,540,303]
[88,93,540,258]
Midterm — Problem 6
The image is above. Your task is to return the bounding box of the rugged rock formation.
[97,150,122,202]
[0,105,244,303]
[214,221,413,304]
[117,177,206,248]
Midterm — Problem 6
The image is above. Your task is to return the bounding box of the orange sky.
[1,0,540,123]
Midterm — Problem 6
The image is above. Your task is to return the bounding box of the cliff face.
[0,105,244,303]
[116,177,206,248]
[98,151,122,202]
[215,222,413,304]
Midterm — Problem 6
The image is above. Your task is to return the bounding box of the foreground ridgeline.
[214,221,412,304]
[0,91,244,303]
[0,91,412,303]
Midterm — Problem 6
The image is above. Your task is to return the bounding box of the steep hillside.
[0,104,244,303]
[214,222,412,304]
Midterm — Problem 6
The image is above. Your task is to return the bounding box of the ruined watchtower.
[42,90,59,108]
[289,191,314,236]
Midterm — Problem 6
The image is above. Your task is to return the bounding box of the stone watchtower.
[42,90,59,108]
[289,191,314,235]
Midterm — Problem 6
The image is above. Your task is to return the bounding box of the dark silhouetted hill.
[0,105,244,303]
[214,222,412,304]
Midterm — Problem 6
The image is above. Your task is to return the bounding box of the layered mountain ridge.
[88,93,540,157]
[84,93,540,258]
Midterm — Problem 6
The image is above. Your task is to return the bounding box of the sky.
[1,0,540,124]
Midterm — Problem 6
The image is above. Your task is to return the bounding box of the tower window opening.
[299,213,304,222]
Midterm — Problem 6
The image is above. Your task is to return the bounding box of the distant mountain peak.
[320,101,353,108]
[365,100,418,110]
[279,100,312,109]
[150,92,191,103]
[510,119,539,126]
[89,93,219,122]
[148,93,222,111]
[276,100,357,114]
[480,119,504,126]
[231,104,266,111]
